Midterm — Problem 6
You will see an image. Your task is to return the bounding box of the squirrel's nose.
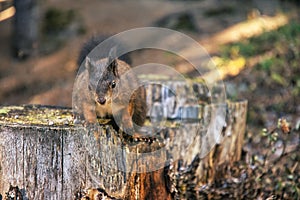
[98,97,106,105]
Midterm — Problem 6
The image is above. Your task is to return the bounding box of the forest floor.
[0,0,299,199]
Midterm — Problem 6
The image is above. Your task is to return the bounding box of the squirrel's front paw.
[73,113,85,125]
[84,121,98,130]
[122,124,135,136]
[121,113,135,136]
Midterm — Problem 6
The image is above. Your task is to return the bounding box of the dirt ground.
[0,0,294,106]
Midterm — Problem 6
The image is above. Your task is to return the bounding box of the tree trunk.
[13,0,39,59]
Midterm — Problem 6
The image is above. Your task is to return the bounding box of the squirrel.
[73,37,147,135]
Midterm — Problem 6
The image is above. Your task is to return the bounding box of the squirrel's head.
[86,48,120,106]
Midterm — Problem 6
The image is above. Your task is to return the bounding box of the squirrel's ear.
[107,47,118,77]
[85,57,93,77]
[85,57,92,71]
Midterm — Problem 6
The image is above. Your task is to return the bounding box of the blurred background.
[1,1,300,198]
[0,0,299,132]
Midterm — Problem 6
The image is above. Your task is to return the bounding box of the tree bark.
[0,105,172,200]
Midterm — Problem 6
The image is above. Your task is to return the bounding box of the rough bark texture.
[0,105,171,200]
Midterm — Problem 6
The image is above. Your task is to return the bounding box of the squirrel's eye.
[111,81,116,88]
[88,84,92,91]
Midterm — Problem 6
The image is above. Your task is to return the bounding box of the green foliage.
[158,12,199,32]
[254,22,300,43]
[221,22,300,59]
[40,7,85,54]
[43,7,76,34]
[221,42,256,58]
[220,20,300,131]
[258,58,273,71]
[173,13,196,31]
[271,72,288,86]
[43,8,75,32]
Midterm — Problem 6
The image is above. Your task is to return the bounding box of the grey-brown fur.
[73,47,147,134]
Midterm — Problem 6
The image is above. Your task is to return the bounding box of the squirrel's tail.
[77,35,132,68]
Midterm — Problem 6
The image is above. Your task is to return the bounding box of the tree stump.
[0,81,247,199]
